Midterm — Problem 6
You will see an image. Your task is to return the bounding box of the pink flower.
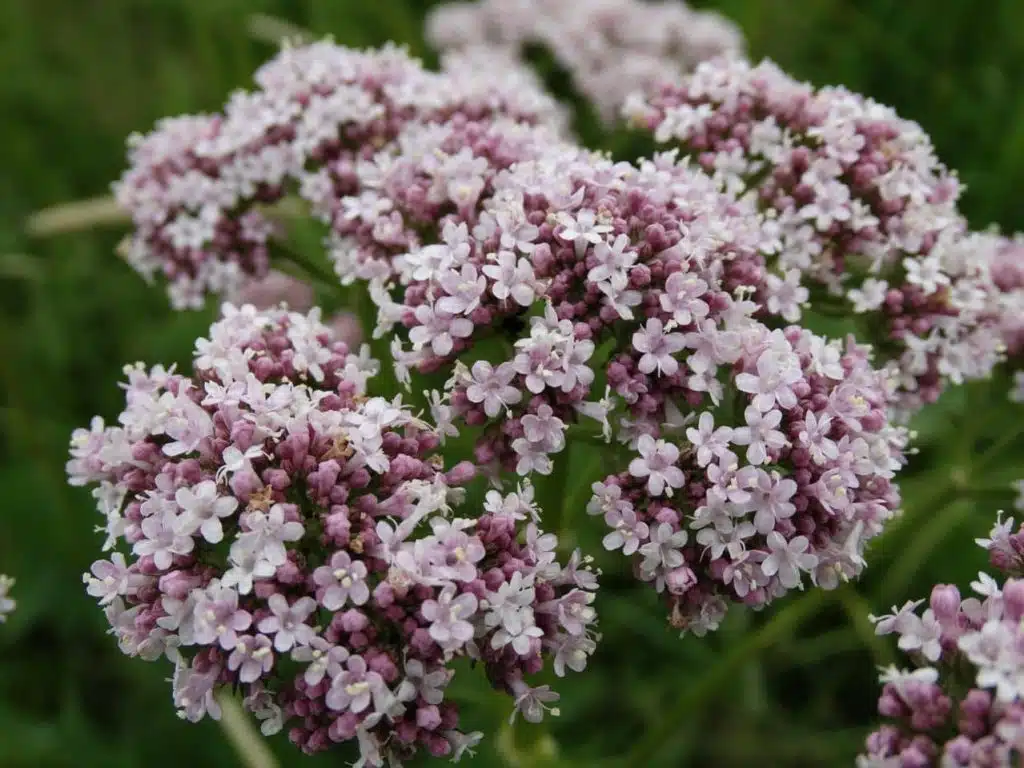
[628,436,685,497]
[633,318,686,376]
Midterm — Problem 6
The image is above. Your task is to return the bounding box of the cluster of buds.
[66,305,598,766]
[861,513,1024,766]
[626,56,1002,413]
[113,41,565,309]
[425,0,744,122]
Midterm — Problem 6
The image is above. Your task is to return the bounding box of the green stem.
[273,242,340,295]
[557,444,605,550]
[626,589,831,765]
[836,584,897,668]
[732,609,767,716]
[215,690,278,768]
[878,500,973,606]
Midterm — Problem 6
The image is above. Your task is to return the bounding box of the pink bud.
[326,311,362,347]
[665,566,697,595]
[1002,578,1024,621]
[445,460,476,485]
[416,704,442,731]
[928,584,961,623]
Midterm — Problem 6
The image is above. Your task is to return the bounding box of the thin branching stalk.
[25,196,129,237]
[27,197,306,239]
[215,690,279,768]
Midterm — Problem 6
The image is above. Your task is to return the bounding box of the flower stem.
[215,690,279,768]
[627,589,831,765]
[25,195,128,236]
[273,242,340,295]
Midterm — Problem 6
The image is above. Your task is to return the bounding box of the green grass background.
[2,1,1024,766]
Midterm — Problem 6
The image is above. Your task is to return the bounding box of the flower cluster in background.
[861,513,1024,766]
[425,0,743,122]
[236,269,363,348]
[67,305,598,766]
[627,56,1003,414]
[113,41,565,310]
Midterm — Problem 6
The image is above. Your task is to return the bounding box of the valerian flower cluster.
[113,42,565,310]
[349,135,906,634]
[626,56,1003,414]
[425,0,743,122]
[861,513,1024,766]
[67,305,598,766]
[66,10,1024,763]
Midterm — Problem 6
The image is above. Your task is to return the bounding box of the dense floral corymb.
[626,56,1002,414]
[425,0,744,122]
[349,129,906,634]
[327,115,563,290]
[66,305,598,766]
[861,513,1024,766]
[591,324,903,635]
[113,41,565,309]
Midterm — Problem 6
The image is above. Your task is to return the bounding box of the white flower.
[638,522,687,577]
[732,406,788,465]
[633,318,685,377]
[849,278,888,313]
[428,390,458,443]
[235,504,304,568]
[486,574,543,655]
[761,532,817,589]
[556,209,613,256]
[134,510,194,570]
[868,600,924,635]
[598,271,642,320]
[404,243,457,283]
[800,180,851,230]
[464,361,522,418]
[217,444,265,483]
[409,304,474,357]
[765,269,809,322]
[628,435,685,497]
[686,412,733,467]
[903,255,949,296]
[175,480,238,543]
[588,234,636,284]
[895,608,943,662]
[438,264,487,316]
[482,251,537,307]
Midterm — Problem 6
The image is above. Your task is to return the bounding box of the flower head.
[67,304,598,763]
[861,512,1024,764]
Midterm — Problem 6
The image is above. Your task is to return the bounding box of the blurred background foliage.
[1,0,1023,766]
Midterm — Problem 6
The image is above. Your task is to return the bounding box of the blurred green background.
[2,1,1024,766]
